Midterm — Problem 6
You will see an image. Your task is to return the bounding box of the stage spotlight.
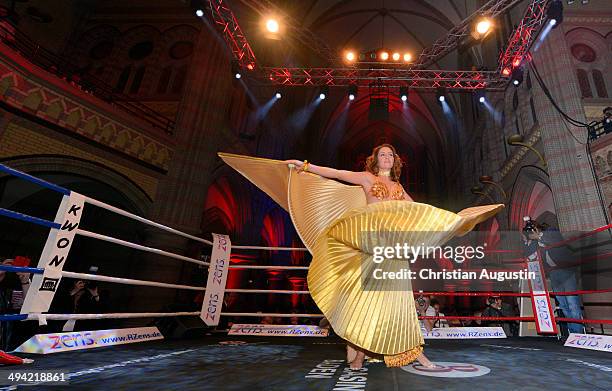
[348,84,357,101]
[403,53,412,62]
[581,0,589,4]
[567,0,575,4]
[266,19,279,33]
[247,64,254,70]
[511,67,524,86]
[475,90,486,103]
[319,86,329,100]
[275,92,282,99]
[399,86,409,102]
[345,51,356,62]
[502,67,511,77]
[436,88,446,103]
[380,51,389,61]
[547,0,563,28]
[195,9,204,17]
[392,52,400,61]
[475,18,492,35]
[472,17,493,39]
[231,62,242,80]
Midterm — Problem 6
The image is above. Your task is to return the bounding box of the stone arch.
[507,165,556,230]
[0,155,152,215]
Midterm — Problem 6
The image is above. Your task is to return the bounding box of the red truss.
[208,0,257,69]
[262,68,506,90]
[498,0,550,75]
[206,0,552,88]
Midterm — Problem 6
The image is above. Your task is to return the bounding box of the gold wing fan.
[218,152,366,251]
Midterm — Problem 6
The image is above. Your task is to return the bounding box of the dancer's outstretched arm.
[285,160,368,186]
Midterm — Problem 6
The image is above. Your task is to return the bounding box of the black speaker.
[369,97,389,120]
[156,316,208,339]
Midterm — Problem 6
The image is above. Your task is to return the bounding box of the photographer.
[603,106,612,133]
[0,257,31,350]
[521,217,584,335]
[481,296,517,336]
[424,298,448,331]
[55,278,106,331]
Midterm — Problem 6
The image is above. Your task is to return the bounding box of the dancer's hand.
[284,160,304,169]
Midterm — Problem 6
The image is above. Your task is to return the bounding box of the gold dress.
[219,152,503,366]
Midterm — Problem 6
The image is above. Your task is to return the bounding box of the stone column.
[133,24,234,311]
[531,26,607,231]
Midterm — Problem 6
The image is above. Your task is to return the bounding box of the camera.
[522,216,538,233]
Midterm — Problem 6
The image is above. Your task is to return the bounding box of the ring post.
[21,192,85,314]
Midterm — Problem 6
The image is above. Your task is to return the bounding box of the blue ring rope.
[0,208,61,229]
[0,314,28,321]
[0,264,44,274]
[0,163,70,195]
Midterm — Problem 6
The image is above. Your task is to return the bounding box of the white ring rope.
[231,245,308,251]
[61,271,206,291]
[76,229,310,271]
[225,289,310,294]
[84,196,212,245]
[27,312,200,321]
[24,312,325,321]
[76,228,208,266]
[221,312,324,318]
[60,271,312,294]
[228,265,309,270]
[83,196,308,252]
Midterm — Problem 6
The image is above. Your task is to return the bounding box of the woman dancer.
[219,144,502,369]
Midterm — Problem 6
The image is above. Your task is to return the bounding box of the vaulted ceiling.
[233,0,486,68]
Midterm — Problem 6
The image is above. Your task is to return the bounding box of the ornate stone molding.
[0,43,174,171]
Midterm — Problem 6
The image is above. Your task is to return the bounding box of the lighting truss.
[207,0,257,70]
[262,68,506,90]
[497,0,550,74]
[415,0,524,68]
[205,0,553,89]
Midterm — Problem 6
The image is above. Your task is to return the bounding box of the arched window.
[115,65,131,93]
[576,69,592,98]
[171,65,187,94]
[592,69,608,98]
[526,72,532,90]
[157,66,172,94]
[130,66,146,94]
[529,97,537,124]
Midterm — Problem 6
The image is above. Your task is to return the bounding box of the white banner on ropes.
[201,233,231,326]
[527,260,557,334]
[14,327,163,354]
[422,327,507,339]
[564,333,612,353]
[21,192,85,314]
[229,324,330,337]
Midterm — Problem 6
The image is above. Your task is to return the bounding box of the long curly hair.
[365,143,403,181]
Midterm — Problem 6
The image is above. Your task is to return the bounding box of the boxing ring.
[0,163,611,390]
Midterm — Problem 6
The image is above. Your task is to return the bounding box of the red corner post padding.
[0,351,33,365]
